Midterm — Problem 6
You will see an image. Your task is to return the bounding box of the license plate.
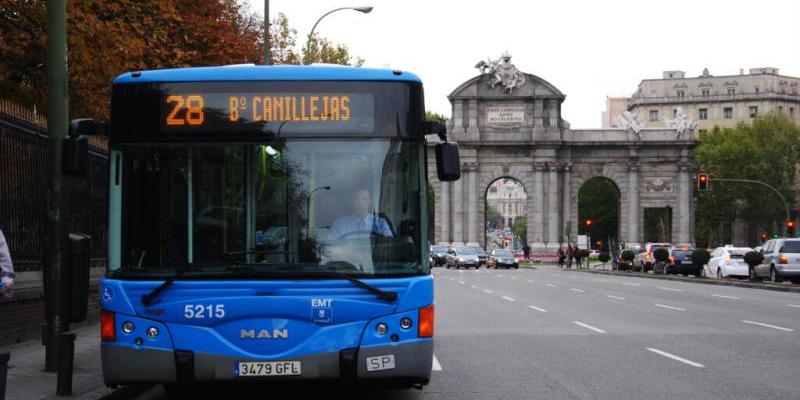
[236,361,301,377]
[366,354,395,372]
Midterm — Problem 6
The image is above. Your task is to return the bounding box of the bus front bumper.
[102,340,433,386]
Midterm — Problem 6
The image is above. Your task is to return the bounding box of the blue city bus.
[99,65,459,389]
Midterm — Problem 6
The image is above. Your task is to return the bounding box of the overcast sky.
[246,0,800,128]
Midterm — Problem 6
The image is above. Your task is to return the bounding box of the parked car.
[665,247,700,276]
[708,246,752,278]
[635,242,672,272]
[467,245,488,266]
[429,245,449,267]
[488,249,519,269]
[445,247,480,269]
[753,238,800,283]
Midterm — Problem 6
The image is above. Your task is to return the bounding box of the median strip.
[741,320,795,332]
[572,321,606,333]
[654,303,686,311]
[646,348,705,368]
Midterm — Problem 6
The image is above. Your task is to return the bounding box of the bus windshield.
[113,139,425,278]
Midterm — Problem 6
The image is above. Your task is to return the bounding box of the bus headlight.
[400,317,413,330]
[145,327,159,340]
[122,321,135,333]
[376,323,388,336]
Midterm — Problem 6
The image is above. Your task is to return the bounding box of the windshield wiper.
[311,271,397,302]
[141,269,187,306]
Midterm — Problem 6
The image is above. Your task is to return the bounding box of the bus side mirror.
[63,118,93,177]
[435,142,460,181]
[67,233,91,323]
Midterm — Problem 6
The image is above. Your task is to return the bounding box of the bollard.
[56,333,76,396]
[0,352,9,400]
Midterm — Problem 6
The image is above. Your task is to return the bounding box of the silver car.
[753,238,800,283]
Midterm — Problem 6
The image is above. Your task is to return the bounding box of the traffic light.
[761,232,767,242]
[585,218,592,229]
[788,220,796,236]
[697,173,709,191]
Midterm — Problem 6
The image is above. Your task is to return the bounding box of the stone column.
[549,100,559,129]
[440,181,450,243]
[532,162,546,247]
[678,161,691,245]
[452,171,464,244]
[467,163,478,243]
[453,100,464,133]
[466,99,479,134]
[627,161,640,245]
[547,163,560,247]
[561,163,572,244]
[533,100,544,134]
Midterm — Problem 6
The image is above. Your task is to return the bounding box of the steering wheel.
[336,229,385,240]
[321,260,361,272]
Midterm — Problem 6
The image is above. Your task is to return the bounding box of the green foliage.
[621,249,636,261]
[302,33,363,66]
[598,252,611,263]
[744,250,764,268]
[578,177,620,245]
[691,248,711,266]
[425,111,448,122]
[512,216,527,244]
[653,247,669,262]
[694,113,800,246]
[485,205,503,227]
[578,249,590,258]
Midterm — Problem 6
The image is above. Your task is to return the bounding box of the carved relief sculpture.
[474,52,526,94]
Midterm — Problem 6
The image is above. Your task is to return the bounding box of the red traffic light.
[697,173,709,191]
[789,220,796,228]
[585,219,592,227]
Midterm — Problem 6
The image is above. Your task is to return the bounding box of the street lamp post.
[304,6,373,65]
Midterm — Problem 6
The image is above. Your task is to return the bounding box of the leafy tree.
[744,250,763,269]
[694,113,800,246]
[621,249,636,261]
[425,111,449,122]
[691,248,710,267]
[512,216,527,244]
[578,177,620,246]
[302,33,363,66]
[485,205,503,228]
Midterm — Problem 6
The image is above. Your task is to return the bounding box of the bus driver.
[329,188,393,241]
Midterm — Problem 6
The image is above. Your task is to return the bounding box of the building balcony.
[629,92,800,107]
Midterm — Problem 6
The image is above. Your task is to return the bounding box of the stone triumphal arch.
[427,55,699,252]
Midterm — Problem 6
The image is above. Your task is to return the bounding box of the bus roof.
[112,64,421,85]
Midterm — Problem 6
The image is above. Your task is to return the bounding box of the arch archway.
[578,177,621,252]
[485,177,527,251]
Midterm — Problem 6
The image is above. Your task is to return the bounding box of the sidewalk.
[1,324,115,400]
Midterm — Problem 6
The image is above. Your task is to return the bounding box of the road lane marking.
[527,305,548,313]
[786,304,800,308]
[510,276,517,280]
[482,289,493,294]
[526,279,536,283]
[622,282,640,287]
[572,321,606,334]
[497,274,503,277]
[741,320,795,332]
[545,284,557,288]
[712,294,740,300]
[592,278,608,282]
[432,355,442,371]
[646,348,705,368]
[458,281,465,284]
[654,303,686,311]
[470,285,478,289]
[501,296,516,302]
[657,286,684,292]
[569,288,585,293]
[605,295,625,300]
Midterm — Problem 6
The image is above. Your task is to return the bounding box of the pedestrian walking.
[557,246,566,268]
[565,245,573,269]
[522,244,530,260]
[573,244,582,269]
[0,229,14,299]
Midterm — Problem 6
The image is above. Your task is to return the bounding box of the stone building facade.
[601,97,631,128]
[428,56,699,252]
[628,68,800,133]
[486,178,526,228]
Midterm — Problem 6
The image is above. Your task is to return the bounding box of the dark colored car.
[665,247,700,276]
[429,245,449,267]
[489,249,519,269]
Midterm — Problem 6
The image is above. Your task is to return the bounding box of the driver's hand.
[1,278,12,298]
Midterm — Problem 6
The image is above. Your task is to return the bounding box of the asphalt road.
[136,265,800,400]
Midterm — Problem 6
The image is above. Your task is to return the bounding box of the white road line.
[510,276,517,280]
[592,278,608,282]
[501,296,516,302]
[545,284,557,288]
[482,289,493,294]
[570,288,585,293]
[432,355,442,371]
[458,281,465,285]
[712,294,740,300]
[786,304,800,308]
[572,321,606,334]
[470,285,478,289]
[526,279,536,283]
[657,286,684,292]
[621,282,640,287]
[497,274,503,277]
[527,305,548,313]
[654,303,686,311]
[646,348,705,368]
[605,295,625,300]
[741,320,795,332]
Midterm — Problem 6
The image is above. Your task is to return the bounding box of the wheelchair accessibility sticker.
[102,286,114,303]
[311,298,332,323]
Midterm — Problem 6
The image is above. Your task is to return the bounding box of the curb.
[563,268,800,293]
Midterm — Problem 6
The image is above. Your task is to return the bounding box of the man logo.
[240,329,289,339]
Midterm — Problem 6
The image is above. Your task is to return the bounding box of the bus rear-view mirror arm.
[426,121,460,182]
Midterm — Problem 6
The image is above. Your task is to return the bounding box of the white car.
[708,246,753,278]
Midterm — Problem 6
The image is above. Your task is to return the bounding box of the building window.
[727,87,736,95]
[649,110,658,121]
[673,109,678,117]
[791,107,795,117]
[701,89,710,96]
[754,86,760,94]
[724,107,733,119]
[698,129,708,134]
[749,106,758,118]
[698,108,708,120]
[676,90,685,98]
[778,106,784,113]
